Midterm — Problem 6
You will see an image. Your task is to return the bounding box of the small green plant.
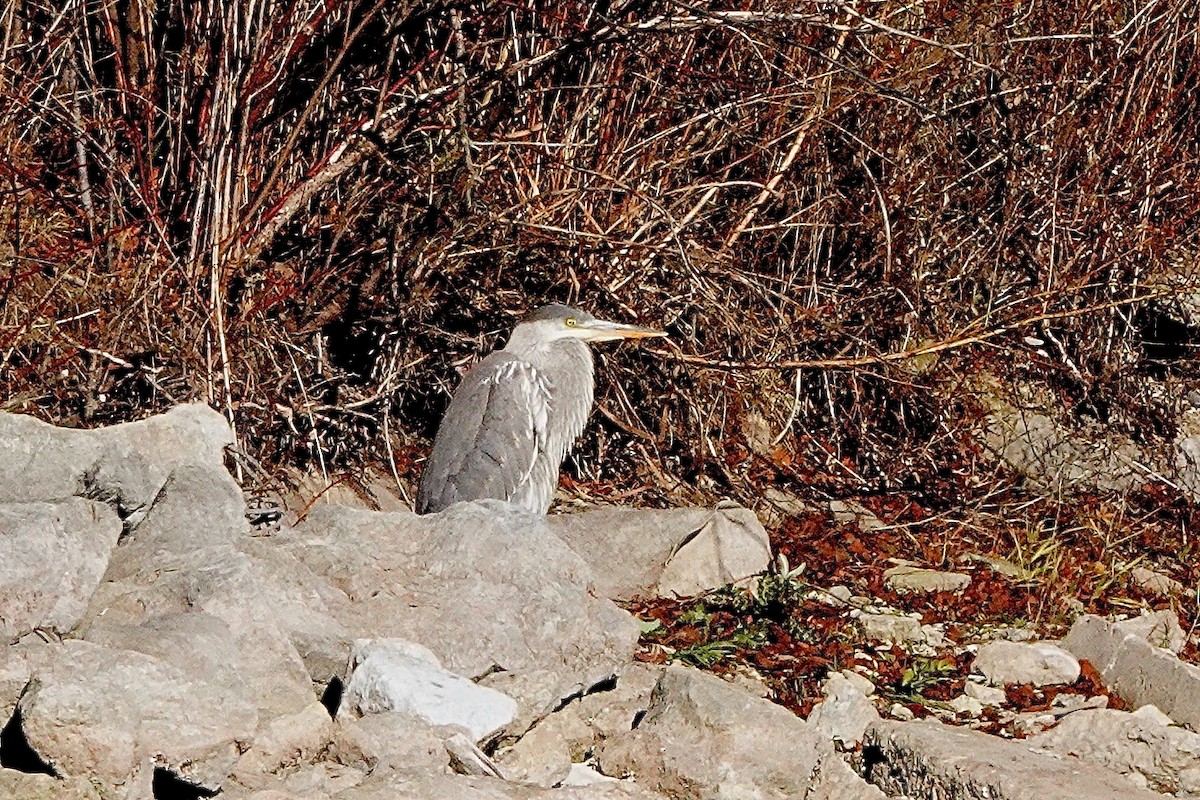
[893,656,958,702]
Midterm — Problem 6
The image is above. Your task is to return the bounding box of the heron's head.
[521,304,666,344]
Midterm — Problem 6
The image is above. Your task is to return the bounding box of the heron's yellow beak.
[579,320,667,342]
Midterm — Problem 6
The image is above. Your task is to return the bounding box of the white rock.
[1130,566,1184,598]
[973,640,1080,686]
[948,694,985,717]
[866,718,1164,799]
[963,679,1008,707]
[1131,704,1174,726]
[288,501,638,719]
[888,703,916,721]
[340,639,517,742]
[838,669,876,696]
[858,612,925,645]
[547,504,771,599]
[808,673,880,747]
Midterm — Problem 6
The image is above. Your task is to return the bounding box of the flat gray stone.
[546,505,770,600]
[598,666,886,799]
[863,719,1164,799]
[1063,614,1200,729]
[883,565,971,594]
[0,498,121,640]
[973,640,1080,687]
[1031,707,1200,794]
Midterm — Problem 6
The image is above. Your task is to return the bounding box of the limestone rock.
[856,611,926,645]
[964,679,1008,707]
[327,713,451,775]
[0,403,232,511]
[807,672,880,747]
[1130,566,1185,598]
[284,501,638,718]
[1113,609,1186,654]
[0,771,103,800]
[1031,707,1200,794]
[497,707,592,786]
[654,503,771,597]
[973,640,1080,687]
[14,640,257,792]
[863,718,1164,799]
[546,504,771,600]
[1062,614,1200,729]
[339,639,517,742]
[598,665,886,799]
[883,565,971,594]
[0,498,121,640]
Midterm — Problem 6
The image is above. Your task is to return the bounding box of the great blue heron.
[416,304,666,515]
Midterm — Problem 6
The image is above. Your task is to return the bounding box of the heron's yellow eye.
[565,317,577,327]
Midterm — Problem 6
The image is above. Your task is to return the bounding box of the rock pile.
[1,405,1198,799]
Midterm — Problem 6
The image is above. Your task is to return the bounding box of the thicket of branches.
[2,0,1198,505]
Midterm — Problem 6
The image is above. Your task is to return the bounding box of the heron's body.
[416,305,663,516]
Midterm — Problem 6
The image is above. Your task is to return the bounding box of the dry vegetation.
[2,0,1199,662]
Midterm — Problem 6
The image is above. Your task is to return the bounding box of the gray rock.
[327,713,452,775]
[856,611,925,645]
[0,771,104,800]
[654,503,772,597]
[1030,707,1200,794]
[807,672,880,747]
[80,465,337,725]
[883,565,971,594]
[981,385,1148,496]
[1129,566,1185,598]
[597,665,886,799]
[973,640,1080,686]
[0,403,232,510]
[339,639,517,742]
[862,718,1164,799]
[284,502,638,718]
[546,504,770,600]
[964,679,1008,707]
[14,640,257,792]
[1063,614,1200,729]
[1113,609,1186,654]
[331,771,665,799]
[827,499,886,531]
[497,708,592,786]
[0,498,121,640]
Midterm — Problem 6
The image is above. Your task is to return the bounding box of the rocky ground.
[2,404,1200,799]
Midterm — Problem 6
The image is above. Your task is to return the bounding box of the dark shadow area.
[320,675,344,717]
[859,744,887,781]
[151,767,218,800]
[0,709,56,775]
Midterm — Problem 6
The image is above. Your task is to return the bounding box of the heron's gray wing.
[416,352,552,513]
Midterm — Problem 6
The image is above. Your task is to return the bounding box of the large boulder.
[80,465,327,723]
[546,504,771,599]
[0,404,232,512]
[0,498,121,640]
[597,665,885,799]
[280,501,639,720]
[12,640,257,793]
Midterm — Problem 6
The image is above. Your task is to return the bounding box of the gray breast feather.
[416,353,553,514]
